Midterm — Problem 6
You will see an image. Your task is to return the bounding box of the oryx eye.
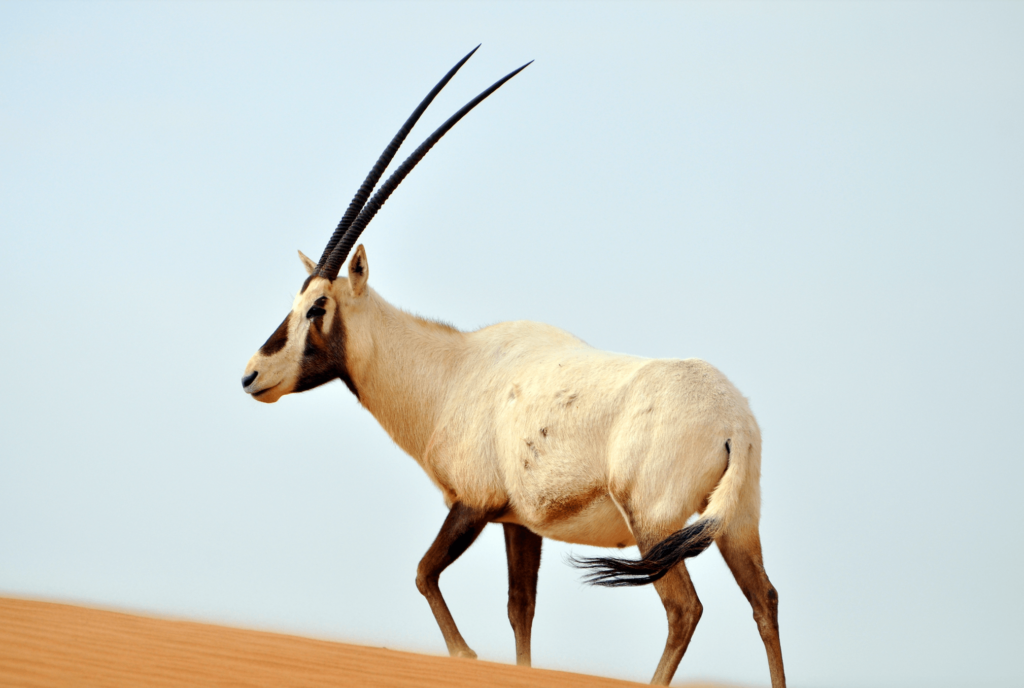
[306,297,328,319]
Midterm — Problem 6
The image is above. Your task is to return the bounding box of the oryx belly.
[512,490,636,548]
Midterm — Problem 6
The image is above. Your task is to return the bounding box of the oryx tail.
[574,437,755,587]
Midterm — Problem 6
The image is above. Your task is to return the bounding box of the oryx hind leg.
[643,541,703,685]
[415,502,496,659]
[716,529,786,688]
[616,521,703,686]
[502,523,542,666]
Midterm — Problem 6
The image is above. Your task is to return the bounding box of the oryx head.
[242,47,529,403]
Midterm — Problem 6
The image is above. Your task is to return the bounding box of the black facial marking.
[293,304,358,399]
[305,296,328,319]
[299,274,316,295]
[259,313,291,356]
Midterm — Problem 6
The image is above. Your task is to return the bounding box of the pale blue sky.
[1,2,1022,687]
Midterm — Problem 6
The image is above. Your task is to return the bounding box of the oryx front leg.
[502,523,542,666]
[416,502,494,659]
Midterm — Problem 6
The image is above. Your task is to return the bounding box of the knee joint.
[666,598,702,629]
[508,593,535,618]
[415,567,437,597]
[752,587,779,631]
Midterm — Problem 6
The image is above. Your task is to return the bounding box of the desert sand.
[1,596,737,688]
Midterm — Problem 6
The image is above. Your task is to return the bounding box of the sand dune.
[1,597,737,688]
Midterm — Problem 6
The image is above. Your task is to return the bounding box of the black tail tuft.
[569,519,717,587]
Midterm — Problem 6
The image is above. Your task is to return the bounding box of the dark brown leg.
[717,532,786,688]
[502,523,542,666]
[609,525,703,686]
[647,558,702,685]
[415,502,495,659]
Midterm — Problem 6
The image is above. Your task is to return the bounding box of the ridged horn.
[319,60,533,280]
[313,45,481,276]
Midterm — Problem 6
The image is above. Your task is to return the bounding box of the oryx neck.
[347,289,467,461]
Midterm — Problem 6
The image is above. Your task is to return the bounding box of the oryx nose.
[242,371,258,389]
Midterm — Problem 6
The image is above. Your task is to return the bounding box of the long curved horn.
[320,60,533,280]
[313,45,481,276]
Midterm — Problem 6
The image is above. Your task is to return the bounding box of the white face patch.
[242,276,340,403]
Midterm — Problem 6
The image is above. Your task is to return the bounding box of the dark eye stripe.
[259,313,291,355]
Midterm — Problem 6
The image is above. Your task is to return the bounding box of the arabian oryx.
[241,47,786,687]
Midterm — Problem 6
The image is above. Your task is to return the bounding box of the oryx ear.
[348,244,369,296]
[298,250,316,275]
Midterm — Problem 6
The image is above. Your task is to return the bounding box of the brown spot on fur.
[540,486,606,523]
[259,313,291,355]
[616,542,626,549]
[540,427,548,438]
[524,439,540,460]
[564,393,578,407]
